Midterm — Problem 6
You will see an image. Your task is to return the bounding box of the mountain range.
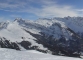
[0,16,83,57]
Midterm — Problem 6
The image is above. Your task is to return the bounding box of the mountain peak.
[0,17,83,57]
[14,18,24,22]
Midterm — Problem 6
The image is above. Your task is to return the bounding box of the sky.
[0,0,83,21]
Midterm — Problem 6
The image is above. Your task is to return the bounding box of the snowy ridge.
[53,17,83,33]
[0,17,83,58]
[0,20,48,51]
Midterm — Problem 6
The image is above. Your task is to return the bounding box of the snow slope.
[53,17,83,33]
[0,17,83,57]
[0,20,48,51]
[0,48,82,60]
[0,21,36,42]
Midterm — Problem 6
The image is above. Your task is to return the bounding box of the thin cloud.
[30,5,78,17]
[76,9,83,12]
[27,0,78,17]
[10,15,22,18]
[0,17,11,22]
[0,0,82,18]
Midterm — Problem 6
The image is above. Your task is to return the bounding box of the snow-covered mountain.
[0,17,83,57]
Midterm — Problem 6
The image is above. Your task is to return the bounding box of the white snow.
[0,48,82,60]
[36,17,83,33]
[0,17,83,42]
[0,21,48,50]
[0,18,80,45]
[0,21,36,42]
[0,17,83,60]
[53,17,83,33]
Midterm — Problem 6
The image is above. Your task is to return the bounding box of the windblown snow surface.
[0,48,82,60]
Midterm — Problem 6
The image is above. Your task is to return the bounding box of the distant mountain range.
[0,16,83,57]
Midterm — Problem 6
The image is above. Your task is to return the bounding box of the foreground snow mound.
[0,48,82,60]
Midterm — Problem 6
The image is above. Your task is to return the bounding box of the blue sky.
[0,0,83,21]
